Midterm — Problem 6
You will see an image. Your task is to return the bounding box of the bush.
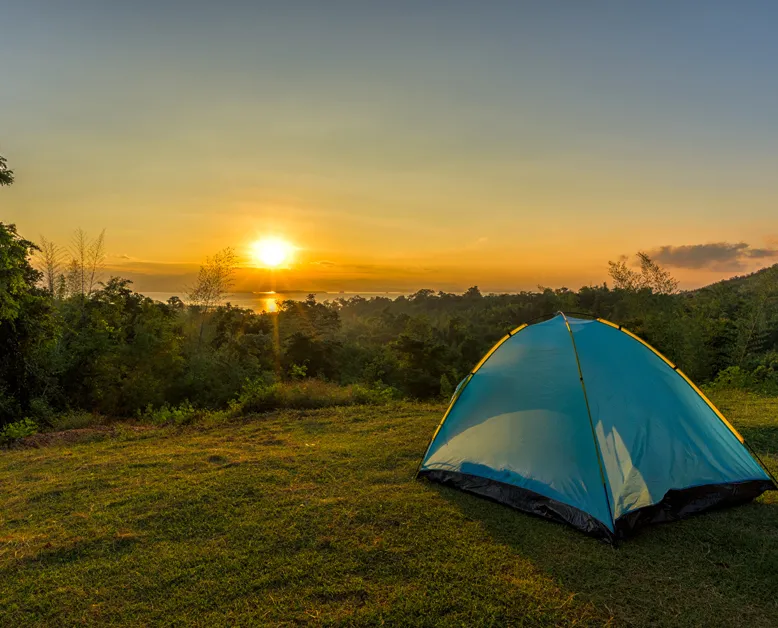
[709,366,753,391]
[230,379,398,415]
[0,418,38,444]
[28,398,55,425]
[439,373,453,399]
[49,411,102,431]
[140,401,200,426]
[709,361,778,395]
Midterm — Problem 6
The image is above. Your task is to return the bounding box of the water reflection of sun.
[262,297,278,313]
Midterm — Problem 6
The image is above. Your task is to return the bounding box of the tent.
[417,312,776,542]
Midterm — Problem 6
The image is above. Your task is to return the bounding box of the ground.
[1,391,777,627]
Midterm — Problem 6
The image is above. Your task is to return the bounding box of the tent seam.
[559,312,616,533]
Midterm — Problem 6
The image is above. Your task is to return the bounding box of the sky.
[2,1,778,293]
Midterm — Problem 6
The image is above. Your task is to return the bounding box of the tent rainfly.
[417,312,777,542]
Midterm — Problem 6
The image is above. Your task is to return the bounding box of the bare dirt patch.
[12,425,153,449]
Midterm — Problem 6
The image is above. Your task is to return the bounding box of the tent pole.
[560,312,616,535]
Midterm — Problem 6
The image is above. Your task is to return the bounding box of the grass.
[0,391,776,627]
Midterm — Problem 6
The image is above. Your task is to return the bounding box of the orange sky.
[2,3,778,293]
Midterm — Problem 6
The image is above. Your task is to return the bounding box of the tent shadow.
[427,480,778,626]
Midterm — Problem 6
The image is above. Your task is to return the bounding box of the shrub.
[709,360,778,395]
[0,418,38,444]
[230,379,398,415]
[289,363,308,381]
[439,373,453,399]
[140,401,200,426]
[709,366,753,391]
[28,398,55,425]
[49,411,102,431]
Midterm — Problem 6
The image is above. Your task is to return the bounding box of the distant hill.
[689,263,778,295]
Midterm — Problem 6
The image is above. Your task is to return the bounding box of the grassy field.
[1,391,777,627]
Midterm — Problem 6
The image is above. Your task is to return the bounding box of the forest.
[2,214,778,437]
[2,152,777,434]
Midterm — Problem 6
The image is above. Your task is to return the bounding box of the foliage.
[0,154,13,187]
[0,417,38,444]
[0,223,43,321]
[0,223,58,425]
[187,247,237,313]
[709,355,778,395]
[140,401,200,426]
[4,220,778,428]
[608,251,679,294]
[49,410,101,431]
[229,378,397,415]
[1,395,776,626]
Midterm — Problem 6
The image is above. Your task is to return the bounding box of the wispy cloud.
[649,242,778,270]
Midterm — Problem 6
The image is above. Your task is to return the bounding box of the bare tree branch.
[36,236,64,296]
[65,228,107,297]
[188,248,238,346]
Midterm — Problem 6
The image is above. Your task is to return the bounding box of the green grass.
[1,391,777,627]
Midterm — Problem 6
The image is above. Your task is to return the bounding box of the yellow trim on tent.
[471,333,511,374]
[596,318,745,444]
[471,323,529,375]
[419,322,531,475]
[422,373,472,461]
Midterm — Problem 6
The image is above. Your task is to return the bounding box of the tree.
[188,248,238,312]
[0,223,42,322]
[66,229,106,297]
[36,236,64,296]
[0,223,56,424]
[636,252,679,295]
[608,252,678,294]
[188,247,237,344]
[0,155,13,187]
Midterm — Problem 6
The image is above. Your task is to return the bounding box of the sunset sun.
[250,237,294,268]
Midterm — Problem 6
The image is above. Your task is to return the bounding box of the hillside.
[2,393,777,627]
[689,263,778,294]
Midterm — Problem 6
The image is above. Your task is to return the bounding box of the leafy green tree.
[0,223,57,424]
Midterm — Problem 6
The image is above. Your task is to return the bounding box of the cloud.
[649,242,778,270]
[310,260,337,267]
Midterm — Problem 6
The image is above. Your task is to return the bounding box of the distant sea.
[143,291,413,312]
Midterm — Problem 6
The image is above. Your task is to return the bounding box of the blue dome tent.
[417,313,776,542]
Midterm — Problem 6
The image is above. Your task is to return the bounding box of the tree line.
[2,155,778,429]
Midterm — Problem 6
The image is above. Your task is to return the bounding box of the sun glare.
[250,238,294,268]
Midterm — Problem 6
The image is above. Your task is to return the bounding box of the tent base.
[419,470,775,544]
[418,469,615,542]
[614,479,775,538]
